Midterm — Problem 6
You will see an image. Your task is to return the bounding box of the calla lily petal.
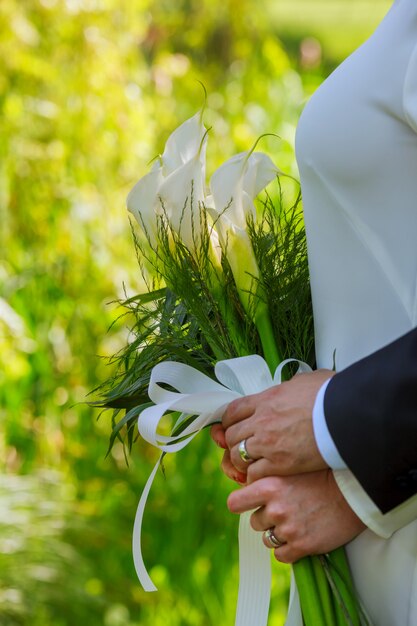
[242,152,280,199]
[158,155,206,250]
[241,190,257,222]
[127,162,163,241]
[162,112,206,175]
[209,152,247,227]
[209,151,279,229]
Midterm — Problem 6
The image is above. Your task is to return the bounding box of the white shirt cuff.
[312,378,348,470]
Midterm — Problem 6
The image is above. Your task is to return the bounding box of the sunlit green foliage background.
[1,1,390,624]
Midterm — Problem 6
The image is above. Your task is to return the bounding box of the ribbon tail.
[132,457,162,592]
[235,511,272,626]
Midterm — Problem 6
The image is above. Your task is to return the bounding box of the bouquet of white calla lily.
[98,107,363,626]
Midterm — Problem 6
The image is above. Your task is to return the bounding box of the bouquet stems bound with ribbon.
[96,108,366,626]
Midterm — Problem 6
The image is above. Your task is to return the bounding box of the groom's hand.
[211,369,335,483]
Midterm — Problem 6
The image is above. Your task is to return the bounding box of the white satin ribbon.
[132,355,311,625]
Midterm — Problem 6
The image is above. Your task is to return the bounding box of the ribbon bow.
[133,355,311,626]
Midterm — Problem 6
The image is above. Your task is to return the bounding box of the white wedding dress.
[294,0,417,624]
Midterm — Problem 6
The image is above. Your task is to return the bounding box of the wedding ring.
[263,528,286,549]
[238,439,253,463]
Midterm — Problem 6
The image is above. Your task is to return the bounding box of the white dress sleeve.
[333,470,417,538]
[403,41,417,134]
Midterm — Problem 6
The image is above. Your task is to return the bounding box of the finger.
[222,395,258,429]
[224,419,254,450]
[210,423,227,449]
[273,544,303,565]
[249,502,284,533]
[227,478,274,514]
[221,450,247,484]
[249,507,270,532]
[246,457,280,484]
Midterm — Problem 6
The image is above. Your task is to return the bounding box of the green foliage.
[251,184,314,366]
[0,0,390,624]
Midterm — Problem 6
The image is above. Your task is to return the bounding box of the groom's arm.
[323,327,417,513]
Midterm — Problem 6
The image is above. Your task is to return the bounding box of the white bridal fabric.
[132,356,311,626]
[296,0,417,624]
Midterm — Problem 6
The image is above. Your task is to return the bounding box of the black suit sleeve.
[324,327,417,514]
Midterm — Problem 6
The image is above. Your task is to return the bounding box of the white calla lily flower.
[208,149,279,319]
[157,149,207,250]
[127,112,208,250]
[209,151,279,229]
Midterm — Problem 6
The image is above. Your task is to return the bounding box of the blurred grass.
[0,0,390,624]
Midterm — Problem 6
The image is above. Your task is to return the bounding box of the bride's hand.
[211,369,335,483]
[227,470,366,562]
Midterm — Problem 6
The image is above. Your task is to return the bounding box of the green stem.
[209,272,251,358]
[311,555,336,625]
[253,299,361,626]
[293,557,327,625]
[323,549,362,626]
[254,305,281,373]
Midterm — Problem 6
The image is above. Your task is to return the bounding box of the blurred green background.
[0,1,390,624]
